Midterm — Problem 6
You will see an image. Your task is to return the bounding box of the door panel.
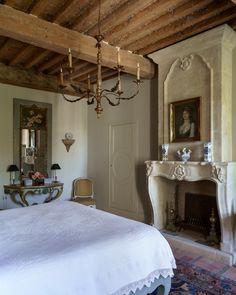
[109,122,138,215]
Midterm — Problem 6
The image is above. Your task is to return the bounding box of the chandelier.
[58,0,141,118]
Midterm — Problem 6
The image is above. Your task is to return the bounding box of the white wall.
[87,74,155,222]
[0,83,88,209]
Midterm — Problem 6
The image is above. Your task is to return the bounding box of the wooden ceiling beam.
[9,44,32,66]
[104,0,187,45]
[72,0,107,33]
[140,8,236,55]
[48,58,85,75]
[38,54,65,72]
[4,0,36,12]
[30,0,68,20]
[116,0,213,48]
[0,61,76,94]
[24,49,50,69]
[128,1,234,52]
[78,68,111,83]
[87,0,156,37]
[0,38,25,62]
[53,0,88,26]
[75,0,128,34]
[0,4,154,78]
[70,63,97,80]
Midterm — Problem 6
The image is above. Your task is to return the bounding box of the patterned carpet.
[169,258,236,295]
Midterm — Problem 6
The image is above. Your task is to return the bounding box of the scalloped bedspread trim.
[111,258,176,295]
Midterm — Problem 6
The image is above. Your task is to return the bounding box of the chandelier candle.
[68,48,72,69]
[137,63,140,80]
[117,47,120,66]
[87,74,91,91]
[60,68,64,86]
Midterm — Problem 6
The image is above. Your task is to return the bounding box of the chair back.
[73,178,94,199]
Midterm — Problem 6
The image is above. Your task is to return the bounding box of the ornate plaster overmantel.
[145,160,236,264]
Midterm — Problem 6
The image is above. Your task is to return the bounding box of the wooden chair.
[72,178,96,207]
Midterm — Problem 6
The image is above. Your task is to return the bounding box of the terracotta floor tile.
[222,267,236,280]
[193,258,225,272]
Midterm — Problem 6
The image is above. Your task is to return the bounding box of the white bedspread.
[0,201,176,295]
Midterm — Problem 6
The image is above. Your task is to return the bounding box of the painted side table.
[4,182,64,207]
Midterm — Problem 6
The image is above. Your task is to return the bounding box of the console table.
[4,182,64,207]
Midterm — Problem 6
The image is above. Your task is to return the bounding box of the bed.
[0,201,176,295]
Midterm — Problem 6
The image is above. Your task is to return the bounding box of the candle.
[118,79,121,92]
[87,74,91,90]
[118,71,121,92]
[137,62,140,80]
[60,68,64,85]
[117,47,120,66]
[68,48,72,68]
[93,83,96,94]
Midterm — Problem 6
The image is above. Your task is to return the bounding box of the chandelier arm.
[101,90,120,98]
[117,80,141,100]
[101,80,141,100]
[87,96,95,105]
[100,88,118,96]
[61,92,88,103]
[110,81,119,92]
[70,83,87,95]
[104,95,121,106]
[118,92,139,101]
[62,93,95,105]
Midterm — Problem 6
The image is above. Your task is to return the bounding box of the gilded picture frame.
[169,97,200,143]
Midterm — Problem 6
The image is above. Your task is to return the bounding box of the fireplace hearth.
[184,192,220,238]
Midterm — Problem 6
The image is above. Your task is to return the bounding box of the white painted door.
[109,122,138,217]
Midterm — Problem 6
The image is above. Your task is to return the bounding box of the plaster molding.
[179,55,193,71]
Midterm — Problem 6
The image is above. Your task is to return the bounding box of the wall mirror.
[13,99,52,178]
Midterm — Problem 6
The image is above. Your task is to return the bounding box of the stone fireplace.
[145,25,236,265]
[145,161,236,265]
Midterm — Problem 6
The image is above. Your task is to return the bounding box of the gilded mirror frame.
[13,98,52,178]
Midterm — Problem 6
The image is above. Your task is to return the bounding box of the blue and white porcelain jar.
[161,144,169,161]
[204,142,212,162]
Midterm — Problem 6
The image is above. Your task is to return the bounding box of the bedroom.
[0,1,236,294]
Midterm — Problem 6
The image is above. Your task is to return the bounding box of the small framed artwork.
[169,97,200,142]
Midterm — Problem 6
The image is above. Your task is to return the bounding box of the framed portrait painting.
[169,97,200,143]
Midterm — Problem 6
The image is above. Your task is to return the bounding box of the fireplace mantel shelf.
[145,160,236,183]
[145,160,236,265]
[146,160,236,165]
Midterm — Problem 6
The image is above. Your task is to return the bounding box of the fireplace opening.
[183,192,221,240]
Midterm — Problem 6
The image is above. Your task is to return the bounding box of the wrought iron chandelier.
[58,0,141,118]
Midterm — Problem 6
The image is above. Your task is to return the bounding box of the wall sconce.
[62,132,75,152]
[51,163,61,182]
[7,164,19,185]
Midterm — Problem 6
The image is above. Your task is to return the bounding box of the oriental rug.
[169,259,236,294]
